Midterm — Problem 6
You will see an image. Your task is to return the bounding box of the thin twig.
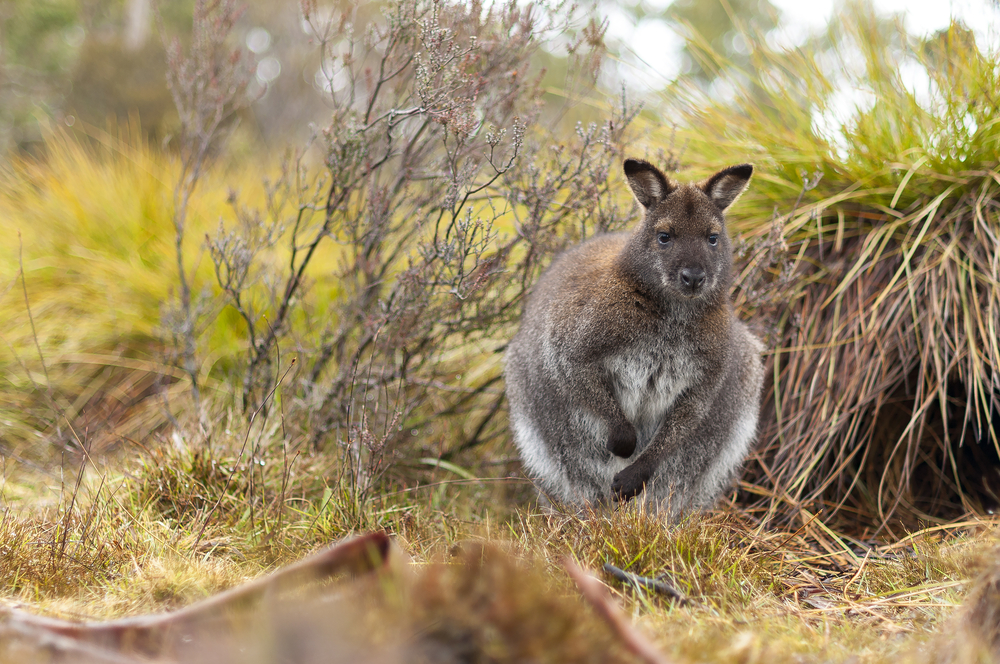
[563,557,675,664]
[602,563,688,603]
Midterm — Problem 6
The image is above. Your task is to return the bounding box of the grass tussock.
[514,508,778,609]
[935,554,1000,662]
[405,544,638,664]
[654,6,1000,532]
[0,123,263,464]
[0,505,147,600]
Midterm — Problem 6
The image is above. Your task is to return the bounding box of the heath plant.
[201,0,640,506]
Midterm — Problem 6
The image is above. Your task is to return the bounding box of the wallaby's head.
[621,158,752,303]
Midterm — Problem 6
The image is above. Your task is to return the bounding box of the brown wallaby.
[505,158,764,514]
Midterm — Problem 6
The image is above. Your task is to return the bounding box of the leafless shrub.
[732,171,823,347]
[159,0,256,417]
[205,0,638,495]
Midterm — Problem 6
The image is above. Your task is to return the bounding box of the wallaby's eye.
[708,234,719,246]
[657,232,671,245]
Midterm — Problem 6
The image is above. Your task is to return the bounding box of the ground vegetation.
[0,0,998,661]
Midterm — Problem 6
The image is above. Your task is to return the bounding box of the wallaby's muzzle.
[679,267,707,295]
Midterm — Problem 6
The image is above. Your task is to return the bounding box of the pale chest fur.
[605,338,698,446]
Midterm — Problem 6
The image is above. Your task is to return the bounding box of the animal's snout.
[679,267,706,293]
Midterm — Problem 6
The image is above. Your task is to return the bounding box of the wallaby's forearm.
[569,363,637,458]
[609,368,724,499]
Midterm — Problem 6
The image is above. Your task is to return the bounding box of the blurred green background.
[5,0,996,157]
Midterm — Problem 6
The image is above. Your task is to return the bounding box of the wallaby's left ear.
[624,158,673,208]
[701,164,753,211]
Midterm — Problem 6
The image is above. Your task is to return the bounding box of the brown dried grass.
[660,10,1000,534]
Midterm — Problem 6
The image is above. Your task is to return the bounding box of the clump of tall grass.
[0,124,259,461]
[661,4,1000,533]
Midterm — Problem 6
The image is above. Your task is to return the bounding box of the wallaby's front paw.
[611,464,650,501]
[606,423,637,458]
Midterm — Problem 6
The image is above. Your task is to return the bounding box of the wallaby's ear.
[701,164,753,211]
[624,159,673,208]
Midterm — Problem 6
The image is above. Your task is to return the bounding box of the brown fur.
[505,159,764,513]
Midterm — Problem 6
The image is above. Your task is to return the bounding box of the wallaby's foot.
[611,463,651,501]
[606,422,638,458]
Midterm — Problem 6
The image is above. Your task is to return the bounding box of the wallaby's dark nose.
[679,267,706,292]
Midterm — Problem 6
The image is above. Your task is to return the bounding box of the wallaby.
[505,158,764,514]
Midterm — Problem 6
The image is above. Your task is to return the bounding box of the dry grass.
[1,450,997,662]
[0,122,254,466]
[648,9,1000,533]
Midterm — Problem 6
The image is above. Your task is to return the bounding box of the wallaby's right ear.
[624,159,672,208]
[701,164,753,211]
